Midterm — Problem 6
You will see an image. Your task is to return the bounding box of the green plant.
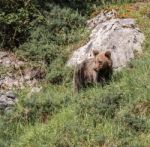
[0,1,150,147]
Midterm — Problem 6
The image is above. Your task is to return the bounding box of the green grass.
[1,1,150,147]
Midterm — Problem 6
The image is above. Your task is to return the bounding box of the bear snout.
[93,65,103,72]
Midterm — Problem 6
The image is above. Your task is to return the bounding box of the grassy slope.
[1,1,150,147]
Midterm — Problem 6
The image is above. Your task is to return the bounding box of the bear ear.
[105,51,111,58]
[93,50,99,57]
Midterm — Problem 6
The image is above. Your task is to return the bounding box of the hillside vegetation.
[1,0,150,146]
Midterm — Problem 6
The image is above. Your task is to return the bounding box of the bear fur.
[73,50,113,93]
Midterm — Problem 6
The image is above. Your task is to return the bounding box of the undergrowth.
[0,0,150,147]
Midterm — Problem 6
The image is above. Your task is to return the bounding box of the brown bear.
[73,50,113,93]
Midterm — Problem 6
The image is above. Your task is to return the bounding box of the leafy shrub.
[0,0,89,50]
[0,0,45,49]
[131,100,150,117]
[19,93,71,123]
[76,93,124,126]
[122,114,148,133]
[54,121,92,146]
[18,4,86,59]
[15,2,86,83]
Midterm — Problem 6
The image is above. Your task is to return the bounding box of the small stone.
[5,107,13,114]
[24,75,31,80]
[0,92,4,96]
[0,95,7,103]
[0,52,7,59]
[27,86,42,97]
[0,77,5,86]
[0,91,17,111]
[14,61,24,69]
[31,87,42,93]
[2,57,11,67]
[6,91,16,99]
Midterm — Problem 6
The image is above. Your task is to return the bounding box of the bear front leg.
[93,71,99,85]
[73,66,84,93]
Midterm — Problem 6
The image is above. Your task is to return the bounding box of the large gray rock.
[67,10,145,70]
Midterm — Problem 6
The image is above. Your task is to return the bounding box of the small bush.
[122,114,148,133]
[132,100,150,117]
[76,93,124,126]
[0,0,45,49]
[54,122,91,147]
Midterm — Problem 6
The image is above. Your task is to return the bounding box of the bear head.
[92,50,112,72]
